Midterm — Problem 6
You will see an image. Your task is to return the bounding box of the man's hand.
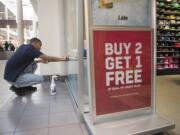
[64,56,69,61]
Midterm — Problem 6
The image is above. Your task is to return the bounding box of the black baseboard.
[157,69,180,75]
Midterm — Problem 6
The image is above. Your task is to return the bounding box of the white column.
[77,0,85,120]
[5,6,10,42]
[7,25,10,42]
[58,0,67,76]
[16,0,24,45]
[151,0,157,114]
[33,19,38,37]
[24,28,27,44]
[37,0,67,75]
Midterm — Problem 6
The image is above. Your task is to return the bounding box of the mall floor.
[0,61,88,135]
[0,60,180,135]
[156,75,180,135]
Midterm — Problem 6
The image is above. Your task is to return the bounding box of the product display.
[157,0,180,75]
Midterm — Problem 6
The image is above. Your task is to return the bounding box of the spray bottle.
[50,75,58,95]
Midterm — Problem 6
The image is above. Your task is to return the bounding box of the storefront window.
[64,0,79,102]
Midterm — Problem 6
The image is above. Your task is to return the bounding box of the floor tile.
[0,118,18,133]
[14,128,48,135]
[80,124,89,135]
[25,100,49,110]
[0,111,21,120]
[49,112,79,127]
[0,99,26,113]
[23,108,49,117]
[0,132,13,135]
[157,75,180,135]
[25,96,49,102]
[16,115,48,131]
[49,124,83,135]
[50,98,72,106]
[50,105,74,113]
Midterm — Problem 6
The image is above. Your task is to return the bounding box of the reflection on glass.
[64,0,78,102]
[83,42,90,113]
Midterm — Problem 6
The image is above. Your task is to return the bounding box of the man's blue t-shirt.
[4,44,42,82]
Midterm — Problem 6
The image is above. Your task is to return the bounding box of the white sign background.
[91,0,151,26]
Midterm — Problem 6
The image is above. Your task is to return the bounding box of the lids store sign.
[91,0,151,26]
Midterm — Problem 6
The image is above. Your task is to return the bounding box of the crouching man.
[4,37,68,96]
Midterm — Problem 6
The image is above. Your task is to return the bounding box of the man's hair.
[30,37,42,45]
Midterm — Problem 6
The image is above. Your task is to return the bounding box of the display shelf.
[157,34,180,37]
[157,62,180,64]
[157,46,176,47]
[157,0,180,75]
[158,0,175,3]
[170,23,180,26]
[157,40,180,42]
[158,11,180,15]
[157,51,180,52]
[157,56,180,58]
[157,68,180,75]
[163,7,180,10]
[157,17,180,20]
[157,29,180,32]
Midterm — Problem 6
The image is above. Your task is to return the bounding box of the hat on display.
[170,20,176,24]
[173,64,179,68]
[165,53,169,57]
[159,20,164,25]
[157,64,164,70]
[172,3,180,9]
[170,27,176,30]
[169,64,174,68]
[170,15,176,19]
[175,42,180,47]
[174,58,179,63]
[159,2,165,7]
[176,32,180,36]
[170,37,176,41]
[164,64,169,69]
[164,37,170,40]
[165,25,170,30]
[176,16,180,20]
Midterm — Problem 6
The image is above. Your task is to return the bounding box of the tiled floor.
[0,61,88,135]
[156,75,180,135]
[0,81,88,135]
[0,61,13,110]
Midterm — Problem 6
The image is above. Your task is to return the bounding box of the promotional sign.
[93,30,152,115]
[91,0,151,26]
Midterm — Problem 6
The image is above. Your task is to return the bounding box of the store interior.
[0,0,180,135]
[157,0,180,75]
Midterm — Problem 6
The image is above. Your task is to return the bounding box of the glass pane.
[64,0,78,102]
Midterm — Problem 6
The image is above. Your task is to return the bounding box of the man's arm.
[39,54,68,62]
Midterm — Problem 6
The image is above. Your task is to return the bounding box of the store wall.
[37,0,67,75]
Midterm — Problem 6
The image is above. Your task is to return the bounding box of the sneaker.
[14,86,37,96]
[14,88,26,96]
[26,86,37,92]
[10,85,17,92]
